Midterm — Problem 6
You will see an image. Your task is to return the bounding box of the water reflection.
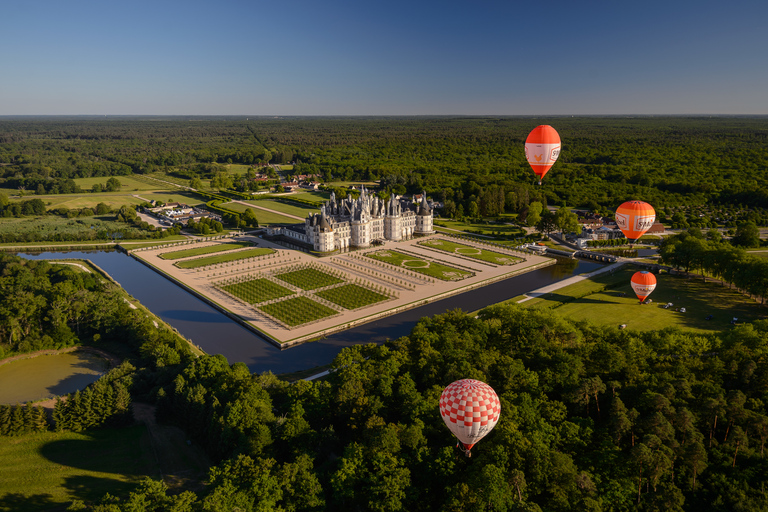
[19,251,603,375]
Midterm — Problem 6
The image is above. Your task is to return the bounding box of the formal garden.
[418,238,522,265]
[158,241,252,260]
[258,296,339,327]
[220,277,294,304]
[274,265,346,290]
[174,247,275,269]
[315,283,391,310]
[365,249,474,281]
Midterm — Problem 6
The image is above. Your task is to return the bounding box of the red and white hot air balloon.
[525,125,561,185]
[439,379,501,457]
[631,271,657,303]
[615,200,656,242]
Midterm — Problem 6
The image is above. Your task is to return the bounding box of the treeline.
[660,229,768,303]
[2,117,767,216]
[64,300,768,511]
[0,254,192,366]
[52,362,135,432]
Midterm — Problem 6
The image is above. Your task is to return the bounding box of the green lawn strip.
[315,283,390,310]
[222,278,295,304]
[73,175,165,192]
[174,247,274,269]
[218,202,300,224]
[419,238,522,265]
[244,199,319,217]
[521,266,766,333]
[274,267,345,290]
[433,219,525,238]
[0,426,158,509]
[159,242,251,260]
[259,296,338,327]
[366,249,473,281]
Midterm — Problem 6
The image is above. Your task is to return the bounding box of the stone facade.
[277,187,434,252]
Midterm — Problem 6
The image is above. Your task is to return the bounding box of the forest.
[1,116,767,223]
[1,252,768,511]
[1,117,767,510]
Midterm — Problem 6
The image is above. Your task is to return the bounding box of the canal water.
[20,250,603,375]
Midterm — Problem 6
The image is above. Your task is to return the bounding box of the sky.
[2,0,767,116]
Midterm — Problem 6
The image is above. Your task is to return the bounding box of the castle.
[270,186,434,252]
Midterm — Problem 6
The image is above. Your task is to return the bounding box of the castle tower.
[415,191,434,235]
[384,193,402,241]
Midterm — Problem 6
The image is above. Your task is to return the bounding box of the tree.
[537,210,557,235]
[527,201,543,227]
[105,177,122,192]
[555,206,580,237]
[732,221,760,248]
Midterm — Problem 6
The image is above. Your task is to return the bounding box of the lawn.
[259,296,338,327]
[159,242,252,260]
[521,266,766,334]
[433,218,526,239]
[174,247,275,269]
[0,426,157,510]
[315,283,390,310]
[366,249,474,281]
[274,267,345,291]
[73,176,166,192]
[218,202,300,224]
[39,193,146,210]
[290,191,331,204]
[246,199,320,217]
[221,277,295,304]
[419,238,522,265]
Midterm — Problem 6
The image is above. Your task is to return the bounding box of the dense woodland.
[1,254,768,510]
[1,116,767,224]
[1,117,768,510]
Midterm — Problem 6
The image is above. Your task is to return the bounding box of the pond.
[19,250,603,375]
[0,351,109,404]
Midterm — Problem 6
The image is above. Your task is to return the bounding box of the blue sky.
[2,0,767,115]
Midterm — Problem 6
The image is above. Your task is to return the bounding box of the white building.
[270,186,434,252]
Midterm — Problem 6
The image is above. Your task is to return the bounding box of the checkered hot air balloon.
[525,125,561,185]
[439,379,501,457]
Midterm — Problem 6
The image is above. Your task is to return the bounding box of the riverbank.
[0,345,120,369]
[129,234,555,349]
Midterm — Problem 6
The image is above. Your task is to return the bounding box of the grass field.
[246,199,320,217]
[275,267,345,291]
[419,238,522,265]
[222,278,295,304]
[366,249,473,281]
[174,247,275,269]
[218,202,300,224]
[159,242,252,260]
[434,218,526,239]
[259,296,338,327]
[72,176,166,192]
[290,191,331,203]
[315,283,390,310]
[521,266,767,333]
[0,426,157,510]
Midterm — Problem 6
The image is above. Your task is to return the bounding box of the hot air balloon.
[439,379,501,457]
[615,200,656,242]
[525,125,561,185]
[631,271,657,303]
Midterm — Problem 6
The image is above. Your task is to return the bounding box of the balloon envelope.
[615,200,656,240]
[631,271,657,301]
[439,379,501,452]
[525,125,561,182]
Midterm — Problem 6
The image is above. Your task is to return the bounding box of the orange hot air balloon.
[615,200,656,241]
[631,271,657,303]
[439,379,501,457]
[525,125,561,184]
